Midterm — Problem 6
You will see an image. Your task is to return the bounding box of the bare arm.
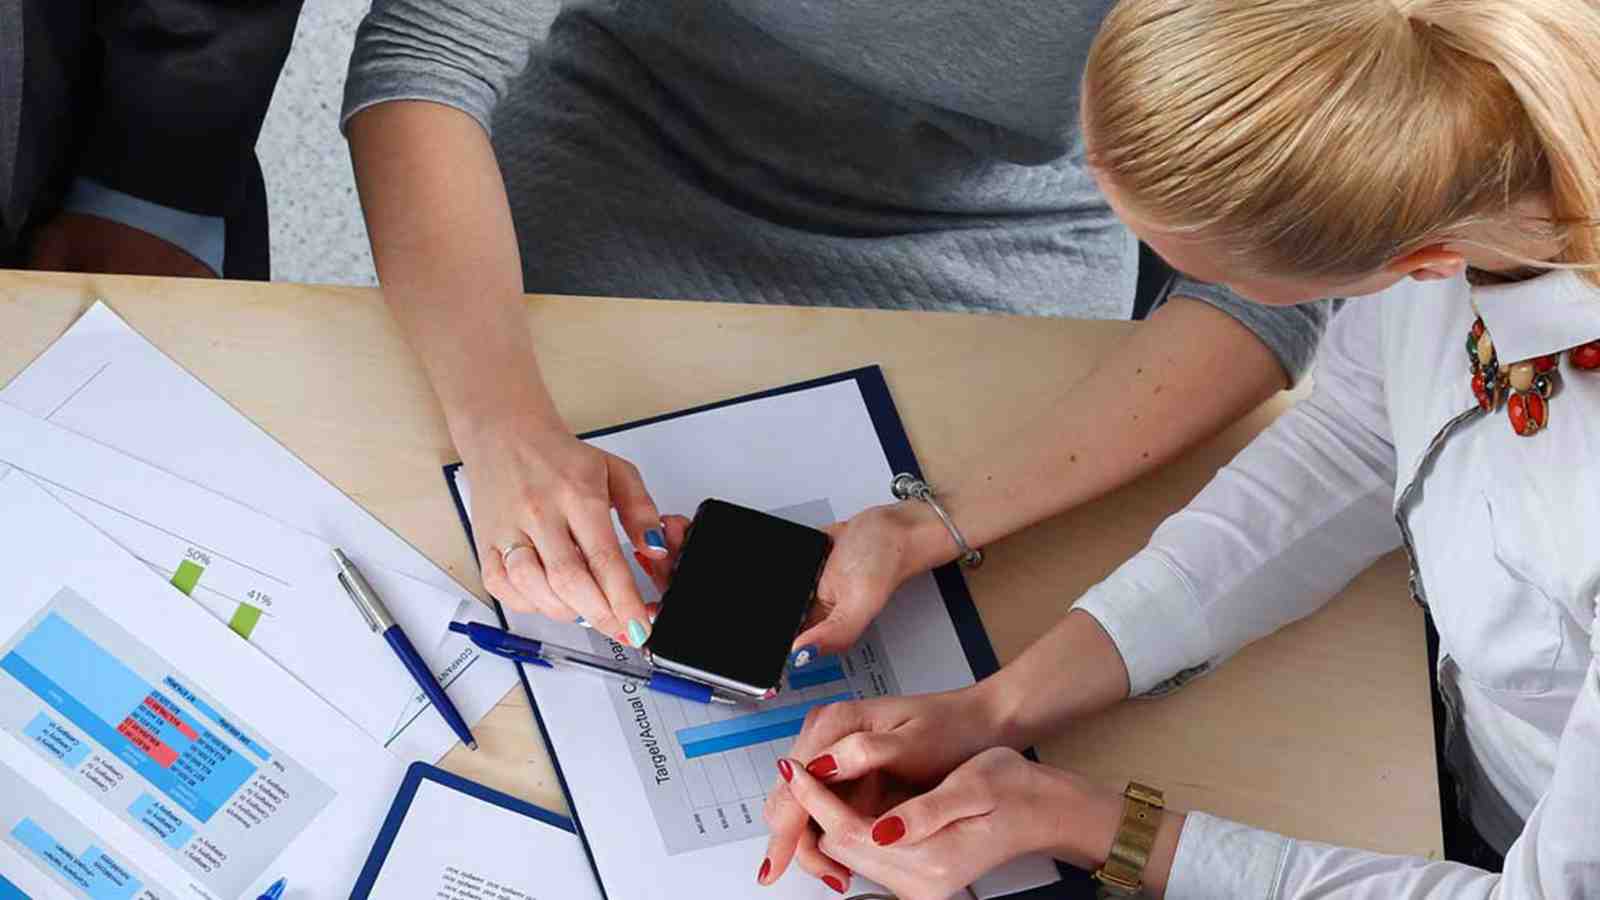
[800,296,1288,652]
[348,101,664,646]
[923,295,1284,552]
[349,102,549,433]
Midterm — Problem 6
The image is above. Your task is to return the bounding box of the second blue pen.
[449,621,744,706]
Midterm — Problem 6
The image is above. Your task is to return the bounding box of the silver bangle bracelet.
[890,473,983,569]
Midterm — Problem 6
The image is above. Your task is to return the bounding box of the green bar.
[229,603,263,640]
[171,560,204,596]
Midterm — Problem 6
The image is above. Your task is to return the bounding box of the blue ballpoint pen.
[333,549,478,750]
[257,877,286,900]
[448,621,743,706]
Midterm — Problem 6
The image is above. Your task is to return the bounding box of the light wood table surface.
[0,270,1442,860]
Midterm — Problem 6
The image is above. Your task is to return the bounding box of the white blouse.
[1076,271,1600,898]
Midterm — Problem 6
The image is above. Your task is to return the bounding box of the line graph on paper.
[598,499,904,854]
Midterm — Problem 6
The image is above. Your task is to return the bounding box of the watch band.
[1092,781,1165,897]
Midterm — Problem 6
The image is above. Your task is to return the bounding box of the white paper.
[455,378,1060,899]
[0,470,406,899]
[364,779,603,900]
[1,302,520,761]
[0,400,498,760]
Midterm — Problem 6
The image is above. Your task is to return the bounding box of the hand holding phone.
[645,500,831,698]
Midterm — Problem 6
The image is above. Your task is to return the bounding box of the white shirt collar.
[1473,269,1600,363]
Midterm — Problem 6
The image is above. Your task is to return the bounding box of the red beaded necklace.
[1468,316,1600,435]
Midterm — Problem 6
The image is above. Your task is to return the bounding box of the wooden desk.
[0,270,1442,859]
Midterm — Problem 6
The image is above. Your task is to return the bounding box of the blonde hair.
[1084,0,1600,285]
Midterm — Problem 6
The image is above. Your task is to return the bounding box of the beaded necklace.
[1466,269,1600,435]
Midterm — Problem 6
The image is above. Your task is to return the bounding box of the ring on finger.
[498,541,536,566]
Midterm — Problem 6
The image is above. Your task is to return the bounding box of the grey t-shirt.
[343,0,1328,378]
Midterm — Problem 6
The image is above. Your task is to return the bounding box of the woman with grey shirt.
[341,0,1328,656]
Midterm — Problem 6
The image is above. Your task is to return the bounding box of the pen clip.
[332,548,395,632]
[337,572,382,633]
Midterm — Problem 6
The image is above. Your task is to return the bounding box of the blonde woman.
[761,1,1600,897]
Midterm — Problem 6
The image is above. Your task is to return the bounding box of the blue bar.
[23,712,91,767]
[11,614,150,728]
[10,819,143,900]
[128,792,196,850]
[0,874,29,900]
[787,658,846,691]
[2,618,256,823]
[676,692,853,759]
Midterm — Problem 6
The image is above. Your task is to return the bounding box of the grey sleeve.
[1169,274,1335,383]
[340,0,542,136]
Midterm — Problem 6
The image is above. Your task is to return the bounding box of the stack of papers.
[0,302,519,760]
[0,456,404,897]
[0,302,519,898]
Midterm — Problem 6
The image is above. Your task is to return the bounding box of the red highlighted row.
[117,716,180,768]
[143,694,200,742]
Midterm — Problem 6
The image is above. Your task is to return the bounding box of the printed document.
[2,302,519,761]
[0,470,406,898]
[364,780,602,900]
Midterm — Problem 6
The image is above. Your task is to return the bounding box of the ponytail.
[1084,0,1600,285]
[1408,1,1600,281]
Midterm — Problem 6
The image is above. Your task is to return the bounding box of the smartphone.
[644,499,831,699]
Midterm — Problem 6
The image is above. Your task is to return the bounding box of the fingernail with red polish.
[823,875,846,894]
[806,754,838,779]
[757,858,772,884]
[776,759,794,782]
[872,815,906,846]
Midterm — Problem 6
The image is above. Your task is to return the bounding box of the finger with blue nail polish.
[639,515,691,593]
[643,528,669,557]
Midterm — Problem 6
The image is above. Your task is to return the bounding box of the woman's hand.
[350,101,684,643]
[772,747,1134,899]
[791,501,950,661]
[761,685,1018,888]
[466,412,686,646]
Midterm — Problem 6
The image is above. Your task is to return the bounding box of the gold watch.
[1092,781,1165,897]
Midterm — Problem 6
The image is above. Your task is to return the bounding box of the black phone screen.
[645,499,831,694]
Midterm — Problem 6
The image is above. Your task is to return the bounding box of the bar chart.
[607,625,901,855]
[165,552,268,641]
[676,689,855,760]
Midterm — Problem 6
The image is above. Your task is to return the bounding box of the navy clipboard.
[350,762,581,899]
[442,365,1090,899]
